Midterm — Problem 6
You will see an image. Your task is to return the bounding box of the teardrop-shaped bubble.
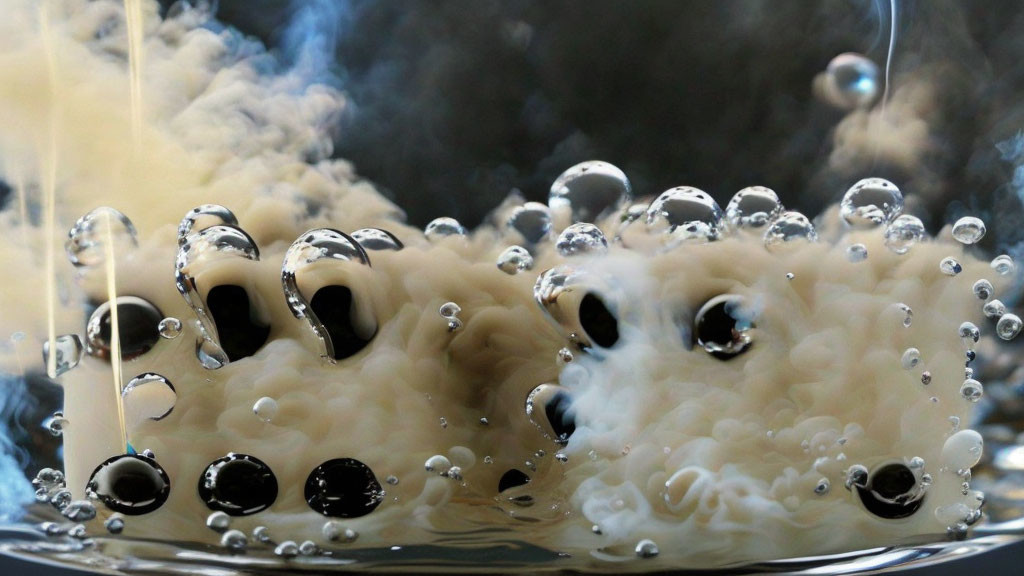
[41,334,83,377]
[177,204,238,246]
[997,313,1022,340]
[823,53,879,109]
[940,257,963,276]
[549,161,631,223]
[86,296,163,361]
[952,217,986,245]
[424,217,467,241]
[646,187,725,245]
[507,202,553,244]
[991,254,1015,276]
[496,245,534,274]
[175,224,260,370]
[883,214,926,254]
[65,207,138,267]
[725,186,782,229]
[86,454,170,515]
[122,373,176,426]
[555,223,609,256]
[350,228,403,251]
[840,178,903,228]
[763,211,817,250]
[282,228,372,363]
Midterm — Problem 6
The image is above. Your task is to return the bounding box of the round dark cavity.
[695,295,752,360]
[545,390,577,445]
[304,458,383,518]
[578,293,619,348]
[856,463,924,519]
[86,454,170,515]
[310,285,375,360]
[87,296,162,360]
[198,453,278,516]
[206,284,271,361]
[498,469,531,493]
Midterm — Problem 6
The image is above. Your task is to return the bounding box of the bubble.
[424,454,452,475]
[157,317,182,339]
[43,412,67,437]
[350,228,403,251]
[991,254,1015,276]
[299,540,320,556]
[274,541,299,558]
[253,526,271,544]
[526,384,576,445]
[206,511,231,531]
[424,217,467,240]
[846,244,868,262]
[997,313,1022,340]
[86,296,163,361]
[549,161,631,223]
[898,303,913,327]
[50,489,72,510]
[556,223,609,256]
[942,430,984,471]
[507,202,553,243]
[386,475,399,486]
[940,257,963,276]
[86,454,170,515]
[62,500,96,522]
[646,186,724,245]
[984,299,1007,318]
[253,397,279,422]
[221,530,248,551]
[959,322,980,347]
[282,229,374,363]
[901,348,920,370]
[921,371,932,385]
[439,302,462,319]
[199,454,279,516]
[840,178,903,228]
[304,458,383,518]
[322,522,358,543]
[814,478,831,496]
[557,347,574,364]
[695,295,754,358]
[177,204,238,246]
[845,465,869,490]
[497,245,534,274]
[824,53,879,109]
[952,216,987,245]
[534,265,617,349]
[763,211,817,249]
[65,207,138,267]
[121,373,176,426]
[883,215,927,254]
[725,186,782,229]
[41,334,82,377]
[972,279,993,300]
[555,453,569,463]
[446,466,463,481]
[856,463,924,519]
[635,539,660,559]
[104,515,124,534]
[960,379,984,402]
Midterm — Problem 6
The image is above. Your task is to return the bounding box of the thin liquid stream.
[124,0,144,150]
[881,0,897,116]
[39,2,59,378]
[104,212,128,451]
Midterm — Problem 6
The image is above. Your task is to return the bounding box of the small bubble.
[206,511,231,532]
[555,453,568,463]
[41,334,83,377]
[841,178,903,227]
[997,313,1022,340]
[901,348,921,370]
[447,318,463,332]
[221,530,248,551]
[921,371,932,385]
[386,475,399,485]
[984,299,1007,319]
[846,243,868,262]
[68,524,87,539]
[557,347,574,364]
[439,417,448,429]
[844,465,869,490]
[424,217,467,241]
[949,416,961,431]
[764,211,817,249]
[446,466,463,481]
[62,500,96,522]
[959,322,980,347]
[635,539,659,558]
[439,302,462,318]
[785,272,795,280]
[972,280,993,300]
[253,526,271,543]
[940,257,963,276]
[479,417,489,426]
[43,412,67,437]
[274,541,299,558]
[952,216,987,244]
[496,245,534,274]
[158,317,182,339]
[960,379,984,403]
[253,397,279,423]
[299,540,319,556]
[556,223,609,256]
[104,515,124,534]
[824,53,880,109]
[65,207,138,267]
[883,215,926,254]
[507,203,553,243]
[898,303,913,327]
[725,186,782,229]
[483,456,494,464]
[424,455,452,475]
[991,254,1015,276]
[814,478,831,495]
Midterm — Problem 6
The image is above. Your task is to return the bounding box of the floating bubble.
[253,397,279,423]
[991,254,1015,276]
[41,334,82,377]
[921,371,932,385]
[65,207,138,267]
[275,541,299,558]
[43,411,67,437]
[884,215,926,254]
[824,53,879,109]
[997,313,1022,340]
[549,161,631,223]
[846,243,868,263]
[62,500,96,522]
[695,295,755,358]
[841,178,903,228]
[253,526,271,543]
[647,187,725,245]
[764,211,817,249]
[940,257,963,276]
[122,373,176,425]
[299,540,319,556]
[901,348,920,370]
[972,280,993,300]
[984,299,1006,319]
[507,202,553,243]
[635,539,660,559]
[104,515,124,534]
[898,303,913,327]
[206,511,231,531]
[556,223,609,256]
[497,245,534,274]
[725,186,782,230]
[177,204,238,246]
[86,296,163,361]
[942,430,984,471]
[424,217,467,240]
[199,453,279,516]
[959,322,980,347]
[86,454,170,515]
[157,317,181,339]
[350,228,403,251]
[814,478,831,496]
[439,302,461,319]
[526,384,576,445]
[424,454,452,475]
[221,530,248,551]
[960,379,984,403]
[952,216,987,245]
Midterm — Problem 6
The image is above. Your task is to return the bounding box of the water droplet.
[497,245,533,274]
[960,379,984,402]
[221,529,247,551]
[282,229,373,363]
[824,53,879,109]
[199,453,279,516]
[846,243,868,262]
[253,397,279,422]
[104,514,124,534]
[206,511,231,531]
[41,334,82,377]
[952,216,987,245]
[991,254,1015,276]
[901,348,920,370]
[997,313,1022,340]
[921,371,932,385]
[940,257,963,276]
[158,317,182,339]
[883,215,926,254]
[62,500,97,522]
[304,458,384,518]
[549,161,631,223]
[635,539,659,558]
[814,478,831,495]
[646,187,725,245]
[507,202,553,243]
[122,373,176,425]
[424,217,467,240]
[972,280,993,300]
[725,186,782,229]
[844,465,869,490]
[86,454,170,515]
[65,207,138,267]
[43,412,67,437]
[86,296,163,361]
[424,454,452,475]
[555,223,608,256]
[763,211,817,249]
[274,541,299,558]
[350,228,403,251]
[840,178,903,228]
[984,299,1007,318]
[177,204,237,246]
[959,322,980,347]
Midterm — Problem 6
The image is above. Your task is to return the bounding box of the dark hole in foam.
[578,292,619,348]
[498,469,531,492]
[857,463,924,519]
[304,458,383,518]
[310,285,374,360]
[206,285,270,361]
[545,390,576,444]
